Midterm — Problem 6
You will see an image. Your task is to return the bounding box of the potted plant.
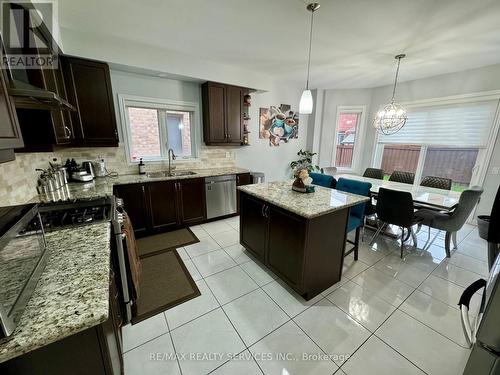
[290,149,320,177]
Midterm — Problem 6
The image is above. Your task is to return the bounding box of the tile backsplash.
[0,144,235,205]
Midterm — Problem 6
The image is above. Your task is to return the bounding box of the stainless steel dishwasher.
[205,175,237,219]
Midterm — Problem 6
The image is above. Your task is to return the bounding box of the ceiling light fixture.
[373,54,407,135]
[299,2,320,115]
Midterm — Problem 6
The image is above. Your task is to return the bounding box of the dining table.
[336,174,461,212]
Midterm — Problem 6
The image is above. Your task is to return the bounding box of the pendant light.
[373,54,407,135]
[299,3,320,115]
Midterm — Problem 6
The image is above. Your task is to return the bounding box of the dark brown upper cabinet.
[202,82,248,146]
[0,64,23,162]
[62,56,118,147]
[15,64,74,152]
[4,1,74,152]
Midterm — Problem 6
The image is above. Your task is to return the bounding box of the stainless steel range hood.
[8,79,75,111]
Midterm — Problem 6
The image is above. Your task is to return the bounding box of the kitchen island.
[238,181,369,300]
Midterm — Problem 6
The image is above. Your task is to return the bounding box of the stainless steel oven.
[0,204,48,339]
[111,198,134,324]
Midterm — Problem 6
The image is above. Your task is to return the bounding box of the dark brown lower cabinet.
[266,206,306,289]
[113,183,149,236]
[236,172,252,213]
[239,191,349,300]
[148,180,179,232]
[178,178,206,225]
[0,270,123,375]
[240,193,268,262]
[114,177,206,237]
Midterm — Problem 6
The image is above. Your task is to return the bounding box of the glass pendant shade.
[299,89,313,114]
[373,101,407,135]
[299,3,320,116]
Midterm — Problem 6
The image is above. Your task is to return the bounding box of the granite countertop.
[0,222,111,363]
[33,167,250,202]
[238,181,370,219]
[1,167,250,362]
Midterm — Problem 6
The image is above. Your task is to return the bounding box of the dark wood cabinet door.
[203,82,227,144]
[240,193,268,262]
[236,173,252,213]
[178,178,206,225]
[225,86,243,144]
[266,206,305,289]
[63,56,118,146]
[236,173,252,186]
[113,184,149,236]
[0,64,23,151]
[42,66,73,144]
[148,180,180,231]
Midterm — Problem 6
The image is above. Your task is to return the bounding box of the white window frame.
[118,94,200,164]
[370,90,500,190]
[331,105,367,173]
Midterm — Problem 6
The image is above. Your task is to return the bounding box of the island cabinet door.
[266,206,306,291]
[148,180,180,232]
[240,193,268,262]
[113,183,150,237]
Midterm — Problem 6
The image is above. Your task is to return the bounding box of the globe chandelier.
[373,54,407,135]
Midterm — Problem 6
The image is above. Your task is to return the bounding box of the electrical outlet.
[492,167,500,175]
[225,152,231,158]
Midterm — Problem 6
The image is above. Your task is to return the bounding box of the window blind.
[378,100,499,147]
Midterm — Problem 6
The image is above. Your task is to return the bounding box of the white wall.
[110,69,203,151]
[235,85,307,181]
[61,28,277,92]
[316,88,373,170]
[313,63,500,216]
[364,63,500,171]
[110,69,307,181]
[366,64,500,216]
[62,31,309,182]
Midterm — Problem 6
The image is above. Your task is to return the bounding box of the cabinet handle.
[228,133,231,139]
[65,126,72,138]
[141,185,145,193]
[265,206,269,218]
[261,204,266,217]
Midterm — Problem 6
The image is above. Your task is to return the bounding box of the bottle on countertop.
[138,158,146,175]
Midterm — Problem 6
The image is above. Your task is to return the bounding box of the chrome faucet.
[168,148,177,176]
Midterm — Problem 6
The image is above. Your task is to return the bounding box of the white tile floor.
[123,217,486,375]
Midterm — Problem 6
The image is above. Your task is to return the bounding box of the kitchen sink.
[146,171,196,178]
[169,171,197,176]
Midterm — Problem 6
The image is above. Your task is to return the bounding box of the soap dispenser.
[138,158,146,175]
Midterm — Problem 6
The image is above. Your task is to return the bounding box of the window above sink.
[118,95,200,163]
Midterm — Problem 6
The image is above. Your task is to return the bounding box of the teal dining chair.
[335,177,372,260]
[309,172,337,189]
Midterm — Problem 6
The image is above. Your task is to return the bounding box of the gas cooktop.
[32,197,114,232]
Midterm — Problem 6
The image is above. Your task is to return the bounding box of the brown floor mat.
[132,249,200,324]
[136,228,199,257]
